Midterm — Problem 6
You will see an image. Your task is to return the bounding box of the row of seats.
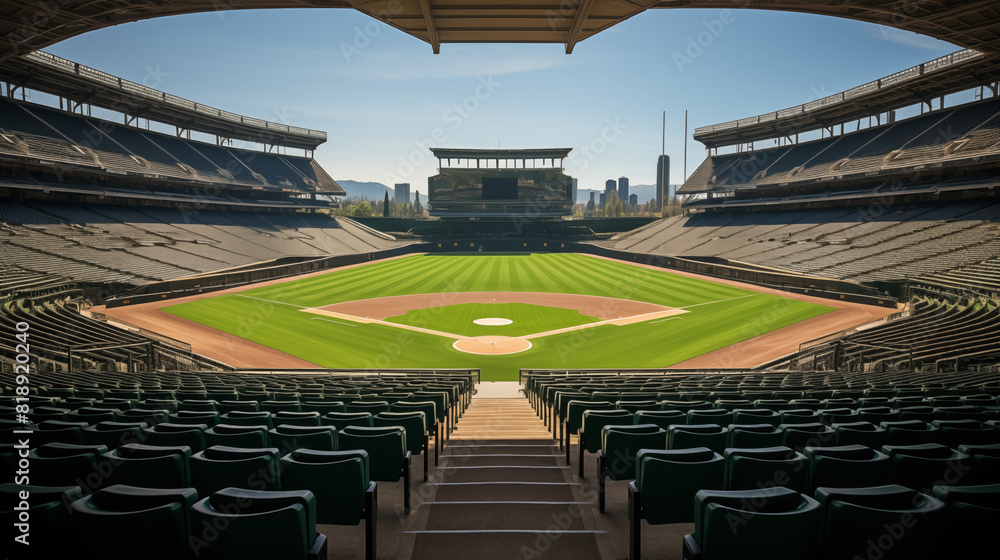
[567,405,1000,471]
[524,370,1000,406]
[676,483,998,560]
[1,440,394,559]
[3,483,339,560]
[594,418,998,509]
[544,390,1000,442]
[4,416,416,502]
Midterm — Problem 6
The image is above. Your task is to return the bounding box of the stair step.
[422,502,589,531]
[429,482,581,502]
[405,531,606,560]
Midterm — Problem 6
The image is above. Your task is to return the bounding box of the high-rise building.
[629,193,638,207]
[618,177,629,206]
[572,178,578,203]
[599,192,606,208]
[394,183,411,204]
[656,155,670,211]
[605,179,616,194]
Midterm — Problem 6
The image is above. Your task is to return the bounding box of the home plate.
[473,318,513,326]
[453,336,532,355]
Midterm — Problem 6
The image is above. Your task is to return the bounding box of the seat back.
[667,424,729,454]
[804,444,890,492]
[0,483,82,559]
[339,426,407,482]
[190,446,281,496]
[566,401,616,434]
[727,423,782,449]
[692,487,821,560]
[269,425,338,453]
[581,410,633,454]
[280,449,371,524]
[816,484,946,560]
[633,410,687,432]
[724,446,808,492]
[104,444,192,488]
[189,488,314,559]
[374,412,426,455]
[323,412,374,430]
[635,447,724,524]
[600,424,667,480]
[71,485,198,560]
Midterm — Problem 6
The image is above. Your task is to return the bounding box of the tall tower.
[571,177,578,203]
[394,183,411,204]
[656,155,670,211]
[618,176,629,206]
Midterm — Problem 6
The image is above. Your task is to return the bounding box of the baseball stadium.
[1,2,999,560]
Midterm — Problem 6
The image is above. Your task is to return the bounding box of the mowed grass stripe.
[564,254,745,306]
[540,253,635,299]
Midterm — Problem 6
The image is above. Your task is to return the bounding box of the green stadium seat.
[780,422,835,452]
[628,447,724,560]
[564,400,616,466]
[815,485,946,560]
[723,446,808,492]
[339,425,412,514]
[280,448,377,560]
[668,424,729,454]
[687,408,733,426]
[0,483,83,560]
[269,425,338,454]
[726,423,782,449]
[70,485,198,560]
[931,482,1000,558]
[683,487,822,560]
[804,444,890,493]
[597,424,667,512]
[102,443,192,488]
[205,424,270,448]
[143,422,208,452]
[190,445,281,496]
[189,488,326,560]
[220,411,274,429]
[578,409,633,478]
[832,421,886,448]
[323,411,374,431]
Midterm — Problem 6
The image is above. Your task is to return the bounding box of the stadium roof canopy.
[694,50,1000,148]
[0,51,327,151]
[431,148,573,160]
[1,1,999,60]
[431,147,573,168]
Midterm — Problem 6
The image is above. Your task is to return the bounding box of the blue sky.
[44,7,959,193]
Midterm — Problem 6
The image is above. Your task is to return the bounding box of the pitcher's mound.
[453,336,532,355]
[473,317,513,326]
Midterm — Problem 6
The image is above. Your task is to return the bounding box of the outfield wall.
[105,237,896,308]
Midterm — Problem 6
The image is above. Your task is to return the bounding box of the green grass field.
[385,302,601,337]
[164,253,834,380]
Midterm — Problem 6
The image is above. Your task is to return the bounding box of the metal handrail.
[695,49,984,136]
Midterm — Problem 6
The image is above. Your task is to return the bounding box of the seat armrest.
[682,534,703,560]
[308,532,327,560]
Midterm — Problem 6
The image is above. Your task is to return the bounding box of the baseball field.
[161,253,837,381]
